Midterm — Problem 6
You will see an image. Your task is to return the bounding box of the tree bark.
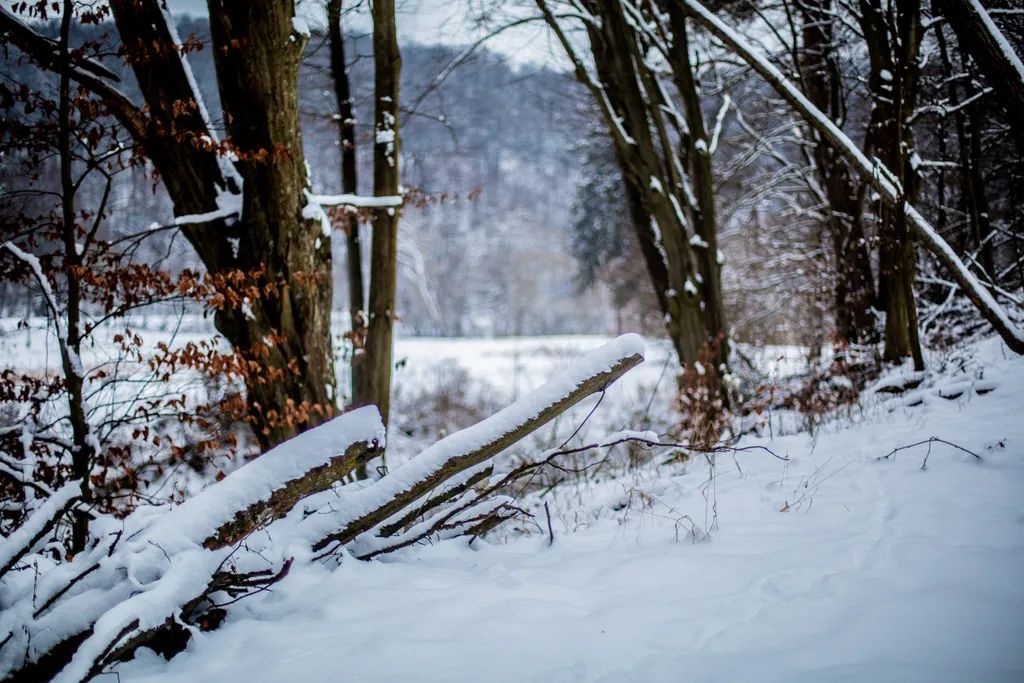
[327,0,367,409]
[665,5,730,374]
[53,0,94,553]
[859,0,925,369]
[203,0,339,448]
[362,0,403,429]
[798,0,877,344]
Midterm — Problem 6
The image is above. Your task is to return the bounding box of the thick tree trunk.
[206,0,338,448]
[108,0,339,451]
[327,0,367,408]
[362,0,402,429]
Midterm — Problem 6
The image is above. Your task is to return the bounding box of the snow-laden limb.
[50,550,223,683]
[680,0,1024,355]
[352,495,518,560]
[0,480,81,577]
[0,408,384,683]
[0,6,120,83]
[149,199,242,232]
[153,405,386,550]
[300,334,646,553]
[311,193,404,208]
[964,0,1024,85]
[937,0,1024,153]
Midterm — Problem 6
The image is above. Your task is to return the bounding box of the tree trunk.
[206,0,339,447]
[327,0,367,408]
[859,0,925,370]
[799,0,877,344]
[362,0,402,429]
[963,66,996,279]
[666,4,729,374]
[95,0,339,451]
[55,0,93,553]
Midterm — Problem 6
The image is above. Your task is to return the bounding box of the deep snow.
[104,335,1024,683]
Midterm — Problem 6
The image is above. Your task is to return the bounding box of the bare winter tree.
[3,0,341,451]
[796,0,877,345]
[536,0,730,431]
[678,0,1024,356]
[362,0,403,429]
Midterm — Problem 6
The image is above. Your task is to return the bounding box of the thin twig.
[876,437,982,463]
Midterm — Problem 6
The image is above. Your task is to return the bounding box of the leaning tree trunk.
[936,0,1024,157]
[362,0,403,429]
[679,0,1024,355]
[538,0,711,374]
[327,0,368,408]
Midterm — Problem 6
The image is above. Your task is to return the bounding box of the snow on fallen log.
[680,0,1024,355]
[0,480,81,577]
[187,405,385,549]
[300,333,646,553]
[1,339,646,683]
[0,408,384,683]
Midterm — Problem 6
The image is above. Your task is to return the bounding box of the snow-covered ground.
[95,334,1024,683]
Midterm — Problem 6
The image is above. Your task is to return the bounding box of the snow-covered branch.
[311,193,404,208]
[302,334,646,553]
[680,0,1024,355]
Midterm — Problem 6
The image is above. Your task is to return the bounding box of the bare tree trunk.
[204,0,339,448]
[362,0,402,429]
[666,4,729,374]
[859,0,925,369]
[798,0,877,344]
[56,0,93,553]
[327,0,367,409]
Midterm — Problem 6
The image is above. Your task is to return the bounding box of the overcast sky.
[164,0,560,66]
